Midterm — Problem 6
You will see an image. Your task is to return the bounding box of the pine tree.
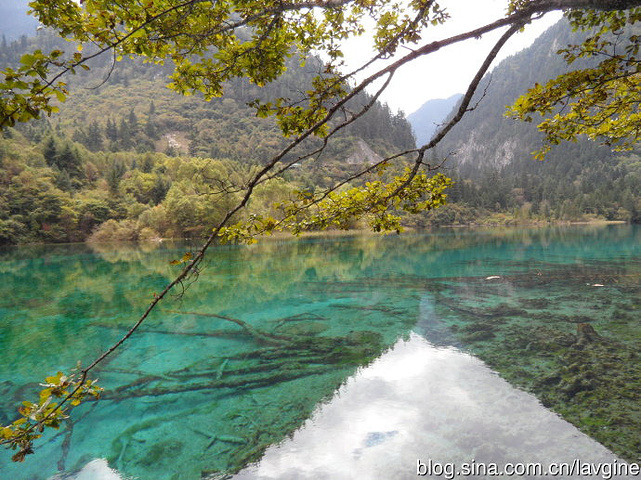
[128,108,139,137]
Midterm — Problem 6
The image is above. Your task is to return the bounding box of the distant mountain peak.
[407,94,463,146]
[0,0,38,41]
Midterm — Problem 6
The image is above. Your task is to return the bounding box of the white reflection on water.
[232,333,629,480]
[48,459,126,480]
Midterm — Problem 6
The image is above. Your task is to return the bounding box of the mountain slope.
[439,19,617,172]
[412,18,641,225]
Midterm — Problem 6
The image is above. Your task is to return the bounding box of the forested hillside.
[412,19,641,226]
[0,29,415,245]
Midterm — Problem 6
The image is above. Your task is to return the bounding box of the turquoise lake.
[1,225,640,479]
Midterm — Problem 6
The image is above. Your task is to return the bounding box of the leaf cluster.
[0,48,73,127]
[508,8,641,159]
[1,370,101,462]
[219,168,452,242]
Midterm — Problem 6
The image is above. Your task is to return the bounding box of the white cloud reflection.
[232,333,624,480]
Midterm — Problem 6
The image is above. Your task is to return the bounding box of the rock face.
[345,139,383,165]
[434,18,615,176]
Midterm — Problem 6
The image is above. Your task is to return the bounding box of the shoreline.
[1,219,632,248]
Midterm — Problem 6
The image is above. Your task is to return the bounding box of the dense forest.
[412,19,641,227]
[0,30,415,245]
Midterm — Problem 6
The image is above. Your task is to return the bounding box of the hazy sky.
[342,1,563,115]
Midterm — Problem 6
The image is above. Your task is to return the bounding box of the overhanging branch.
[4,0,641,458]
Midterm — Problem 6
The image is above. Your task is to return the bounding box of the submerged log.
[164,310,290,346]
[57,418,73,472]
[104,364,338,401]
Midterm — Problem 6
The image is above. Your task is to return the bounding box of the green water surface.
[0,225,640,478]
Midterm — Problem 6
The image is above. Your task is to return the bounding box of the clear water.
[0,225,640,479]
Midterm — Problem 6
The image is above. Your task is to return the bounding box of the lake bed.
[1,225,640,479]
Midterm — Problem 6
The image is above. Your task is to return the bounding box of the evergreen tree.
[128,108,139,137]
[86,121,103,151]
[43,136,56,166]
[106,159,126,194]
[105,118,118,142]
[118,117,132,149]
[54,143,83,179]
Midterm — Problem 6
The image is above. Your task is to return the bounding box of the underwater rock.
[462,330,496,342]
[536,374,561,387]
[567,315,595,324]
[345,330,383,345]
[558,376,595,397]
[276,321,329,336]
[554,333,576,348]
[459,322,497,343]
[139,439,184,467]
[483,305,527,317]
[519,298,551,309]
[576,323,600,345]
